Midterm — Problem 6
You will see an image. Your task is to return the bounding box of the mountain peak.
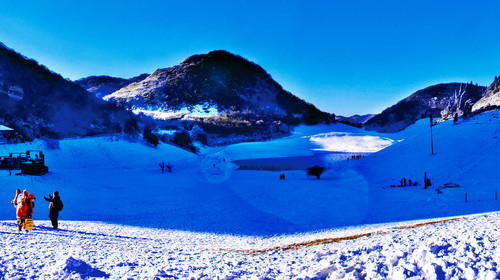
[180,50,239,65]
[104,51,333,134]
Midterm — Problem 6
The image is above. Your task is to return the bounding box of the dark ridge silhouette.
[0,42,134,141]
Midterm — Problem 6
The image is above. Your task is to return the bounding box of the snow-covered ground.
[1,109,500,278]
[1,212,499,279]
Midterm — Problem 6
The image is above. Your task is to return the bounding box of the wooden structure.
[0,150,48,175]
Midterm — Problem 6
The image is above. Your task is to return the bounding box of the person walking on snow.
[44,191,63,229]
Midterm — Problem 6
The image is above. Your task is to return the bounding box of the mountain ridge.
[75,73,149,98]
[3,41,498,141]
[364,82,487,133]
[0,42,133,140]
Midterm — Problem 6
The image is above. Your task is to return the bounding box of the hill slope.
[0,42,132,140]
[472,75,500,111]
[365,83,486,132]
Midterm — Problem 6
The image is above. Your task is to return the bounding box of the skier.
[44,191,63,229]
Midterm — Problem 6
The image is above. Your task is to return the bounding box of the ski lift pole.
[430,114,434,155]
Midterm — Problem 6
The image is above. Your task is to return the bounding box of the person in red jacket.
[16,190,35,231]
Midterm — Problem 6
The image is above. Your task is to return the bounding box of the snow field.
[1,110,500,278]
[1,212,499,279]
[0,124,395,235]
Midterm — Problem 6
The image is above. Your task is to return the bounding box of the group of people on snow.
[400,177,417,187]
[11,189,63,231]
[347,155,364,161]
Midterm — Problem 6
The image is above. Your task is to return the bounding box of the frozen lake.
[232,152,368,170]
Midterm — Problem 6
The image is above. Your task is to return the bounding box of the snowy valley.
[1,109,500,279]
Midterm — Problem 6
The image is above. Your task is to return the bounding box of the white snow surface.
[132,103,220,120]
[1,110,500,278]
[1,212,500,279]
[308,132,394,153]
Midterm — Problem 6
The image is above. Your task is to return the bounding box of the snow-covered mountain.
[75,73,149,98]
[365,82,486,133]
[103,50,334,129]
[0,42,134,140]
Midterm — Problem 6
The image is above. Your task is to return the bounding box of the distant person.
[44,191,63,229]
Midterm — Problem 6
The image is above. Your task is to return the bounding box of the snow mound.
[60,257,108,278]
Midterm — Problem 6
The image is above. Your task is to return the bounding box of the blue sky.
[1,0,499,116]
